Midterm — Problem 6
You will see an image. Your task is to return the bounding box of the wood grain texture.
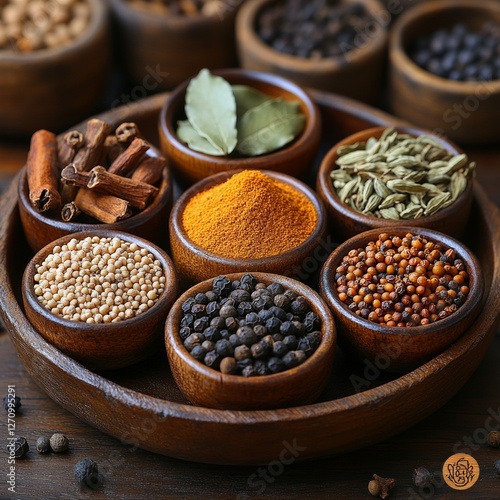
[1,92,499,468]
[158,68,322,186]
[389,0,500,145]
[0,0,110,138]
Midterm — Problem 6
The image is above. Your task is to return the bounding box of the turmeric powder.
[182,170,317,259]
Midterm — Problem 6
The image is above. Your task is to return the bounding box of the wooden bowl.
[22,230,178,371]
[18,152,172,254]
[316,125,474,241]
[165,272,336,410]
[169,169,328,287]
[0,0,110,138]
[320,226,484,373]
[235,0,388,104]
[109,0,239,91]
[158,68,322,186]
[389,0,500,145]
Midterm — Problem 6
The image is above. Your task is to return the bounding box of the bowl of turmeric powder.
[169,169,329,287]
[158,68,322,186]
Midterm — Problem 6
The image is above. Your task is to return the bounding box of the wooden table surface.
[1,118,500,500]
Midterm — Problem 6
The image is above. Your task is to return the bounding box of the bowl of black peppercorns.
[165,272,336,410]
[320,227,484,373]
[390,0,500,145]
[235,0,389,103]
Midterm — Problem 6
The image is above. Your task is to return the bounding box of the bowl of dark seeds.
[235,0,389,103]
[390,0,500,145]
[165,272,336,410]
[316,126,475,241]
[320,228,484,373]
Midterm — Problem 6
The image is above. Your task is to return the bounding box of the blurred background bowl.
[158,67,321,186]
[0,0,110,138]
[389,0,500,145]
[236,0,389,104]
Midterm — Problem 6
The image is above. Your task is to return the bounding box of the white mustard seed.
[33,236,165,323]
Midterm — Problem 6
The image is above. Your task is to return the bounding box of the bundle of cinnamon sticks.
[25,119,167,224]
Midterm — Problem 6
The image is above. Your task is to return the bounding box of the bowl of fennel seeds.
[316,126,475,240]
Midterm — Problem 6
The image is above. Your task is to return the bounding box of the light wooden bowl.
[165,272,336,410]
[316,125,474,241]
[0,0,110,138]
[389,0,500,145]
[169,169,328,287]
[22,230,178,371]
[320,226,484,373]
[235,0,388,104]
[109,0,239,91]
[158,68,322,186]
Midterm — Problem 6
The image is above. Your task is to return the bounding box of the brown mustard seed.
[334,232,470,327]
[33,236,165,323]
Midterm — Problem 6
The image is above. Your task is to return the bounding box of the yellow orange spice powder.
[182,170,317,259]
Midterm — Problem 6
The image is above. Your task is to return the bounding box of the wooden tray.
[1,91,499,465]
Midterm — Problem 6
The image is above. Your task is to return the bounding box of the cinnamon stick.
[26,129,62,212]
[74,189,132,224]
[60,165,90,188]
[115,122,141,144]
[107,137,150,176]
[87,166,158,210]
[130,156,167,185]
[61,201,81,222]
[57,130,84,167]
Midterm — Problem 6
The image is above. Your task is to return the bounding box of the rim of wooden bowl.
[390,0,500,92]
[158,67,321,171]
[236,0,389,72]
[169,169,327,269]
[320,226,484,340]
[165,271,336,408]
[0,0,107,63]
[316,125,474,232]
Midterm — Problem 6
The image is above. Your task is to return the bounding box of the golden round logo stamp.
[442,453,480,490]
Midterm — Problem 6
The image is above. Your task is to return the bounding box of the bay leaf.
[236,99,305,156]
[232,84,271,119]
[185,68,237,155]
[176,120,226,156]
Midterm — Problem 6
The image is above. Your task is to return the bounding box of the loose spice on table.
[334,232,470,327]
[179,274,322,376]
[182,170,317,259]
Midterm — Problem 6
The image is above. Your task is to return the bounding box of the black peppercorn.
[290,297,309,314]
[191,303,206,317]
[237,358,253,370]
[9,436,29,458]
[204,350,221,369]
[205,301,220,317]
[241,273,258,288]
[210,316,225,330]
[412,467,434,488]
[283,334,299,350]
[253,324,268,338]
[215,339,234,358]
[229,333,243,347]
[184,333,205,352]
[237,326,258,346]
[203,326,221,343]
[230,289,251,303]
[242,365,257,377]
[280,320,299,336]
[193,316,210,332]
[220,357,237,375]
[303,311,320,332]
[251,342,267,359]
[74,458,100,489]
[267,357,286,373]
[237,301,254,317]
[36,436,52,454]
[213,276,232,297]
[225,316,238,332]
[50,433,69,453]
[265,316,282,334]
[274,294,291,310]
[179,326,191,341]
[201,340,215,352]
[269,306,287,321]
[282,350,307,368]
[267,282,284,296]
[219,304,237,319]
[180,313,195,328]
[273,341,288,357]
[245,312,260,327]
[181,297,196,314]
[234,345,252,361]
[194,292,209,305]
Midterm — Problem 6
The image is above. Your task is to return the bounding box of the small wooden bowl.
[169,169,328,287]
[316,125,474,241]
[18,154,172,254]
[22,230,179,371]
[235,0,388,104]
[165,272,336,410]
[158,68,322,186]
[0,0,110,138]
[109,0,239,91]
[389,0,500,145]
[320,226,484,373]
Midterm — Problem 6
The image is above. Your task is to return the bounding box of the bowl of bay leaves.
[158,68,322,185]
[316,126,476,241]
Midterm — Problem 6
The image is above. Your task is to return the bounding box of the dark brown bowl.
[320,226,484,373]
[169,169,329,288]
[235,0,389,104]
[165,272,336,410]
[0,0,110,138]
[22,230,178,371]
[158,68,322,186]
[316,125,474,241]
[110,0,240,91]
[389,0,500,145]
[18,154,172,254]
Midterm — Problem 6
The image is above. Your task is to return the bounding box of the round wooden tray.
[1,91,499,465]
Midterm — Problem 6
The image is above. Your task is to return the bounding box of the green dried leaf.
[236,99,305,156]
[232,84,271,119]
[185,68,237,155]
[176,120,226,156]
